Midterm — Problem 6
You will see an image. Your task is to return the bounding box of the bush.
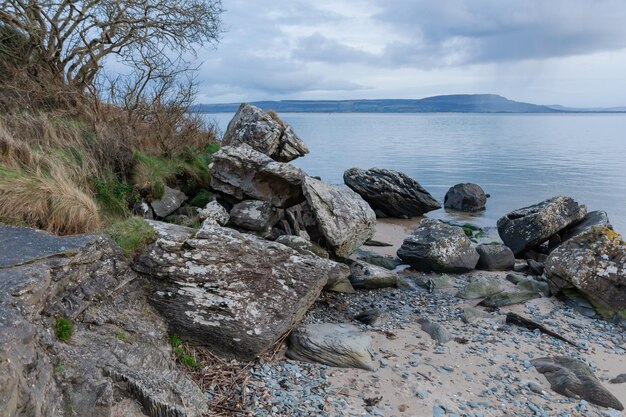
[54,318,74,342]
[106,217,156,257]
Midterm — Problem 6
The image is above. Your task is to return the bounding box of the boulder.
[222,103,309,162]
[229,200,279,232]
[343,167,440,218]
[456,276,503,300]
[209,145,305,208]
[418,318,452,344]
[532,357,623,410]
[397,218,479,272]
[286,323,374,370]
[150,186,188,218]
[133,221,347,360]
[275,235,329,259]
[475,243,515,270]
[302,176,376,257]
[444,183,487,212]
[550,210,612,250]
[497,196,587,256]
[196,201,229,225]
[344,259,398,289]
[546,227,626,320]
[0,223,208,417]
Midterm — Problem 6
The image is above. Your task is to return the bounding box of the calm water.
[204,113,626,234]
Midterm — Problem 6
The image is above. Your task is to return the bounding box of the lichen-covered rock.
[344,259,398,289]
[209,145,306,208]
[302,176,376,257]
[479,290,541,307]
[497,196,587,256]
[229,200,279,232]
[134,221,348,360]
[0,223,207,417]
[475,243,515,271]
[546,226,626,320]
[343,167,440,218]
[150,186,188,218]
[444,183,487,212]
[550,210,612,250]
[532,356,623,410]
[397,218,479,272]
[196,201,229,225]
[286,323,374,370]
[456,276,503,299]
[222,103,309,162]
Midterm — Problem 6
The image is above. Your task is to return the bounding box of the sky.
[193,0,626,107]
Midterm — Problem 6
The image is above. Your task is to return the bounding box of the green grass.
[106,217,156,257]
[168,335,201,369]
[116,331,127,341]
[132,151,179,199]
[189,189,213,208]
[169,335,183,348]
[94,174,139,218]
[54,318,73,342]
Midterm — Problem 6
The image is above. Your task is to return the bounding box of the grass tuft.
[54,318,73,342]
[106,217,156,257]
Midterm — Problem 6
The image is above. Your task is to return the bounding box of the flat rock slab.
[134,221,347,360]
[210,144,306,208]
[222,103,309,162]
[479,290,541,308]
[551,210,612,249]
[497,196,587,256]
[345,259,398,289]
[0,224,98,268]
[303,176,376,257]
[397,218,479,272]
[286,323,374,370]
[546,226,626,319]
[532,356,623,410]
[456,276,503,300]
[343,167,440,218]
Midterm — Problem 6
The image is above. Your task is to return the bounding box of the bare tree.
[0,0,223,89]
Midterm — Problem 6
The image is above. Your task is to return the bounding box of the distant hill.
[194,94,562,113]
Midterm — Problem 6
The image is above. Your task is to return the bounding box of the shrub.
[106,217,156,257]
[54,318,73,342]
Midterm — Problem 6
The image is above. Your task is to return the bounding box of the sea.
[202,112,626,235]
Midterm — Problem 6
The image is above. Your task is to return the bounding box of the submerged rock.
[302,176,376,257]
[546,226,626,320]
[532,356,623,410]
[475,243,515,271]
[209,144,306,208]
[397,218,479,272]
[222,103,309,162]
[497,196,587,256]
[134,221,347,360]
[343,167,440,218]
[444,183,487,212]
[286,323,374,370]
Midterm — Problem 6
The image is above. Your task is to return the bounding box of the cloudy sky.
[195,0,626,107]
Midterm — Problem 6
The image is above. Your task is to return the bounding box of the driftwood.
[505,312,577,347]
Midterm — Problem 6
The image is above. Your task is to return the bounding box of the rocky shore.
[1,103,624,417]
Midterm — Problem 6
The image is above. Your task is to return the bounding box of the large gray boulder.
[302,176,376,257]
[532,357,623,410]
[133,221,348,360]
[444,183,487,212]
[497,196,587,256]
[229,200,279,232]
[209,145,306,208]
[397,218,479,272]
[546,226,626,320]
[286,324,374,370]
[549,210,612,250]
[222,103,309,162]
[0,224,208,417]
[343,167,440,218]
